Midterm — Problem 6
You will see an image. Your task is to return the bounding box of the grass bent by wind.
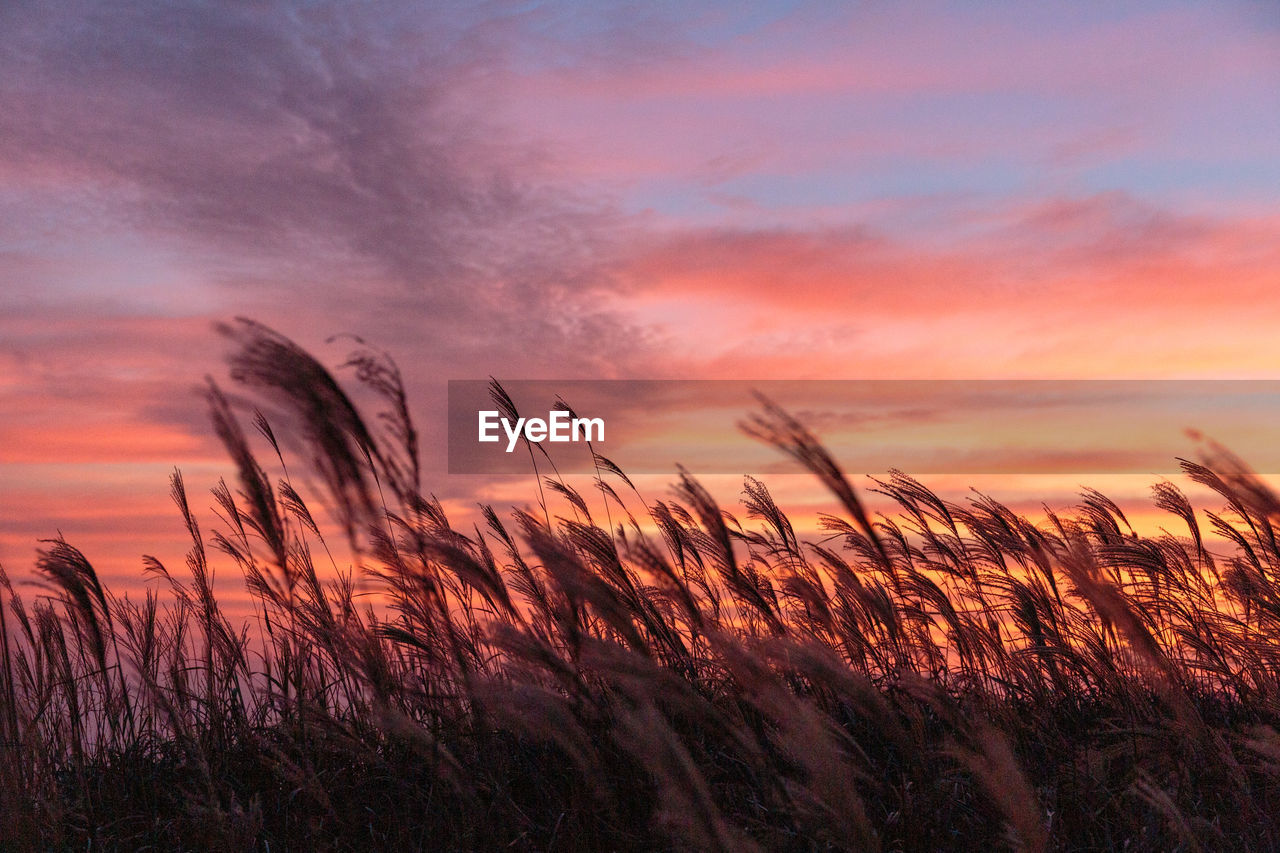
[2,319,1279,851]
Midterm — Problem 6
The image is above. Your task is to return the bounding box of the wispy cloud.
[2,1,1279,578]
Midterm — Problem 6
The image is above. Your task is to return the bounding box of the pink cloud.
[495,3,1280,189]
[605,192,1280,378]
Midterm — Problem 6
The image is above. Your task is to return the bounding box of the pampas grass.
[3,319,1280,850]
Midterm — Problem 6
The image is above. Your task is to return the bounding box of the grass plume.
[2,323,1280,850]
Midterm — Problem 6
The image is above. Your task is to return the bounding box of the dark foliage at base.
[5,321,1280,851]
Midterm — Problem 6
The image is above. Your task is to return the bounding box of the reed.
[3,319,1279,851]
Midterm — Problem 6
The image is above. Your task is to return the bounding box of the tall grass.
[4,318,1280,850]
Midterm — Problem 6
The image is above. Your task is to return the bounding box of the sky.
[2,0,1279,588]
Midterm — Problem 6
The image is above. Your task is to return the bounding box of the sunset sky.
[2,1,1279,588]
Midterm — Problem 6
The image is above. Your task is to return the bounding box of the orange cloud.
[610,194,1280,378]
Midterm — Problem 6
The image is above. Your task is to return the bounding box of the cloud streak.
[2,1,1279,581]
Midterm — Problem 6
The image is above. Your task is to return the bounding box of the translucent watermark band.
[447,379,1280,475]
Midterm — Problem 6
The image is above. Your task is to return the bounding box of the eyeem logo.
[478,410,605,453]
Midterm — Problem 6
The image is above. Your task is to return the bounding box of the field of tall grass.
[4,319,1280,851]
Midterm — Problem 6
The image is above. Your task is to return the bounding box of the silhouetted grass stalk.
[2,320,1280,850]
